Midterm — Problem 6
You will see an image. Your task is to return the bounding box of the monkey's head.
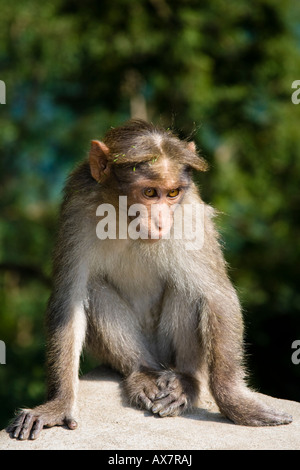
[89,119,208,241]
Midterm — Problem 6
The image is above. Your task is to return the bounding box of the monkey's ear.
[89,140,110,182]
[186,141,208,172]
[187,141,197,153]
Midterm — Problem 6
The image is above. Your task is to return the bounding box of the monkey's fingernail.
[156,391,168,399]
[66,419,77,429]
[152,404,162,413]
[159,409,169,417]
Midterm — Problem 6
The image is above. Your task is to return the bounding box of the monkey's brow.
[113,162,157,181]
[132,161,190,179]
[132,172,191,191]
[113,159,192,186]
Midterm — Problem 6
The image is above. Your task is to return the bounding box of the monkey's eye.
[168,189,180,198]
[143,188,157,198]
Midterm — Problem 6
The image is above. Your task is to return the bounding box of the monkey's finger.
[30,418,44,440]
[65,418,78,430]
[8,412,26,439]
[6,418,20,434]
[158,396,188,417]
[147,387,160,402]
[152,394,174,414]
[156,372,177,391]
[137,392,154,410]
[156,389,170,399]
[159,404,182,417]
[18,413,36,440]
[156,378,168,390]
[152,393,188,417]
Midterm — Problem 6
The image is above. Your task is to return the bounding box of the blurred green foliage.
[0,0,300,429]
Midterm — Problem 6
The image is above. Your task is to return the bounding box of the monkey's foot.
[215,391,293,426]
[226,403,293,427]
[7,400,77,440]
[151,370,199,417]
[250,408,292,426]
[123,369,160,411]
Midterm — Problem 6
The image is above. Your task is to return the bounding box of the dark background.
[0,0,300,429]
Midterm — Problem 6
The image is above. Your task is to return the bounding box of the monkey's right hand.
[7,400,78,440]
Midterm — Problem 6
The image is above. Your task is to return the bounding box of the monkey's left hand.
[123,369,161,411]
[151,371,199,417]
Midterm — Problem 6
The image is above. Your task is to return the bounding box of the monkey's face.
[116,157,191,241]
[129,184,184,240]
[89,132,204,242]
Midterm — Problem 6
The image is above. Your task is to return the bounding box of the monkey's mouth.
[147,227,172,241]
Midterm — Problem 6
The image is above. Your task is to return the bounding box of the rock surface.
[1,366,299,450]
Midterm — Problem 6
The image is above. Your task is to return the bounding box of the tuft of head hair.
[103,119,208,172]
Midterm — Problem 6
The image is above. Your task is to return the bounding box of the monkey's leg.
[150,291,201,417]
[8,298,87,440]
[202,290,292,426]
[88,283,163,412]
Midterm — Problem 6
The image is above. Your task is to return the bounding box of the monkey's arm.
[8,296,87,440]
[202,282,292,426]
[8,228,89,440]
[197,234,292,426]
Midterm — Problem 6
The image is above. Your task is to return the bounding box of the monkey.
[8,119,292,440]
